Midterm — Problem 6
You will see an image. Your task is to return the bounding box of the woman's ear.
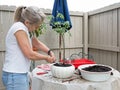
[24,20,29,25]
[24,20,32,31]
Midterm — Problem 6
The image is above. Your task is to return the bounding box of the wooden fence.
[88,3,120,70]
[1,2,120,89]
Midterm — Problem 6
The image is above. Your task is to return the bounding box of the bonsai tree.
[50,12,71,63]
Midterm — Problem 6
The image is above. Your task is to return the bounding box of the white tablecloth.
[31,66,120,90]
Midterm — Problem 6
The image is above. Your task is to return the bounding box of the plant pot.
[78,64,113,81]
[51,63,75,79]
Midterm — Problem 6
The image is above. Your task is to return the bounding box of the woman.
[2,6,55,90]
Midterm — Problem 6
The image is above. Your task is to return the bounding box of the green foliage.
[29,22,47,38]
[50,12,71,36]
[29,12,71,38]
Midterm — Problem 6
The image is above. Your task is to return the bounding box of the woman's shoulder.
[11,22,28,32]
[13,22,25,27]
[12,22,27,31]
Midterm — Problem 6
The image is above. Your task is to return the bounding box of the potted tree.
[50,12,71,62]
[49,12,75,78]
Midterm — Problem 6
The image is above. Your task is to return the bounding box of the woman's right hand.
[46,56,55,63]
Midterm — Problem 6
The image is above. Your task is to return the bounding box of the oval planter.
[51,63,75,79]
[78,64,113,81]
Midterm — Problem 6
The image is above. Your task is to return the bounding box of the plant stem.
[59,33,65,62]
[59,33,62,61]
[62,34,65,60]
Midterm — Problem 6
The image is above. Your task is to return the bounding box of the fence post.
[83,13,88,55]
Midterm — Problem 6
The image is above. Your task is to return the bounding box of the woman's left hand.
[49,51,56,62]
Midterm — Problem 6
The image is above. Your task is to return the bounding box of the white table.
[31,66,120,90]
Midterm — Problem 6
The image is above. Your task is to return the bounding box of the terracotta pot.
[32,47,38,51]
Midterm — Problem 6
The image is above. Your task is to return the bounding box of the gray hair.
[14,6,46,25]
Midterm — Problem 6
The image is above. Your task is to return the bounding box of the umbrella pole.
[59,33,62,62]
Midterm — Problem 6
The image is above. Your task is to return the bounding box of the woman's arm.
[32,37,50,53]
[14,30,55,63]
[32,37,56,60]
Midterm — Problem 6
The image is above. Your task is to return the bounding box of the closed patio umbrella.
[50,0,72,61]
[51,0,72,30]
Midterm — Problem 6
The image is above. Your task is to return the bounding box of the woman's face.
[25,20,41,32]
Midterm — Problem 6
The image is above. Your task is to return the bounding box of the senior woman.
[2,6,55,90]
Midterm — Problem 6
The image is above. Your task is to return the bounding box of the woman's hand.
[48,51,56,61]
[46,56,55,63]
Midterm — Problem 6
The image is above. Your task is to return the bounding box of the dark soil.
[82,65,112,72]
[54,63,72,67]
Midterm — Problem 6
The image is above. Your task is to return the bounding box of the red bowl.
[71,58,95,69]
